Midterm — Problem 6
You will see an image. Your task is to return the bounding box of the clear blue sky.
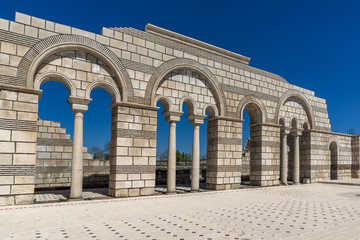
[2,0,360,155]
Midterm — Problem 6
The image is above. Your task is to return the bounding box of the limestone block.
[12,131,37,142]
[0,53,9,65]
[10,22,24,34]
[18,112,38,121]
[0,19,9,31]
[114,181,132,189]
[15,194,34,205]
[0,185,10,195]
[0,196,14,206]
[0,142,15,153]
[1,90,17,101]
[18,93,38,104]
[0,154,12,165]
[1,42,16,55]
[13,154,36,165]
[117,138,133,147]
[31,16,45,28]
[0,176,13,184]
[15,176,34,184]
[128,188,140,197]
[25,26,38,38]
[0,129,11,141]
[16,142,36,154]
[142,148,156,157]
[109,188,128,197]
[133,157,148,165]
[13,102,38,112]
[55,23,71,34]
[0,65,17,76]
[144,180,155,188]
[11,184,34,194]
[132,180,144,188]
[128,147,141,156]
[139,188,154,197]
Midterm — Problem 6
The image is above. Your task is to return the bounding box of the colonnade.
[280,127,302,185]
[164,111,205,194]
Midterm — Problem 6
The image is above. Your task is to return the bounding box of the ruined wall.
[0,12,358,205]
[35,119,109,189]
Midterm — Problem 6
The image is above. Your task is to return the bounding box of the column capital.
[67,97,91,113]
[281,127,291,135]
[291,129,303,137]
[163,110,182,123]
[187,114,206,126]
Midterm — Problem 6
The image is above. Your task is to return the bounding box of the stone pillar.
[109,103,158,198]
[292,130,302,185]
[187,115,205,191]
[207,117,243,190]
[249,123,281,186]
[163,111,181,194]
[280,129,290,184]
[0,89,40,206]
[68,97,90,199]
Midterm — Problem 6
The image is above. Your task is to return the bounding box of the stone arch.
[154,95,173,112]
[179,96,197,115]
[290,116,299,129]
[303,121,310,131]
[34,71,76,97]
[328,136,340,152]
[279,117,287,127]
[237,95,267,124]
[202,104,218,118]
[145,58,227,116]
[275,90,315,129]
[18,34,133,102]
[85,80,121,103]
[328,136,339,180]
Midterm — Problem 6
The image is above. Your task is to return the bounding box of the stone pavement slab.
[318,179,360,186]
[1,184,360,239]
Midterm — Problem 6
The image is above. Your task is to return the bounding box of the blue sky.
[2,0,360,155]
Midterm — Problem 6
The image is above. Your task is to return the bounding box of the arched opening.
[241,102,263,186]
[34,80,74,201]
[175,102,194,191]
[241,110,251,183]
[279,118,289,184]
[288,118,298,183]
[84,88,112,196]
[329,141,338,180]
[155,98,170,193]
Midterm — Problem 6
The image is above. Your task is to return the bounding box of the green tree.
[176,150,182,163]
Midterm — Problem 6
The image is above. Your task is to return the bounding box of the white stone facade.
[0,12,358,205]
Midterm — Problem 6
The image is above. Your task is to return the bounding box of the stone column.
[292,130,302,185]
[280,129,290,184]
[187,115,205,191]
[163,111,182,194]
[68,97,90,200]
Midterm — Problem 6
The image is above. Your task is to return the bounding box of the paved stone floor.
[1,184,360,239]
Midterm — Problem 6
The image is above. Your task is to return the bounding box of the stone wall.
[35,119,109,189]
[0,12,358,205]
[0,90,38,205]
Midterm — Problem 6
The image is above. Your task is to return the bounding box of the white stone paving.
[1,184,360,239]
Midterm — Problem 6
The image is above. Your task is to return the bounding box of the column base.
[69,197,83,201]
[166,191,177,195]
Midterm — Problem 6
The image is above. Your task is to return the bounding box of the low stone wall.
[155,169,207,185]
[35,119,110,189]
